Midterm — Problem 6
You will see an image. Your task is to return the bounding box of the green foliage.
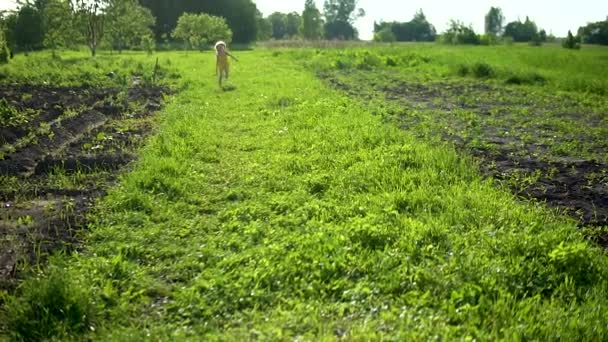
[105,0,156,53]
[42,0,80,51]
[255,13,272,41]
[563,30,581,49]
[74,0,107,57]
[268,12,287,39]
[0,51,176,87]
[301,0,323,40]
[139,0,258,44]
[471,62,495,78]
[479,34,499,45]
[172,13,232,50]
[2,47,608,340]
[439,20,480,45]
[484,7,505,36]
[505,71,546,85]
[323,0,365,40]
[374,10,436,42]
[285,12,302,38]
[373,27,396,42]
[2,266,95,341]
[0,29,10,64]
[503,16,539,42]
[14,5,44,51]
[141,34,155,55]
[578,18,608,45]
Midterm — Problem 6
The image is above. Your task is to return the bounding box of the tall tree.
[503,16,538,42]
[484,6,504,36]
[578,18,608,45]
[138,0,258,44]
[74,0,107,56]
[301,0,322,40]
[105,0,155,53]
[14,5,44,51]
[285,12,301,38]
[268,12,287,39]
[42,0,79,52]
[255,10,272,41]
[563,30,581,49]
[173,12,232,50]
[323,0,365,40]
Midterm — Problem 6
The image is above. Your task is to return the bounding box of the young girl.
[215,41,238,87]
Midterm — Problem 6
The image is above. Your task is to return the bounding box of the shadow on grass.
[222,84,237,92]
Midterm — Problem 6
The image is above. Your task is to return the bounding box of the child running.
[215,41,238,87]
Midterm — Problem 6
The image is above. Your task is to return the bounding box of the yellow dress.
[217,52,229,77]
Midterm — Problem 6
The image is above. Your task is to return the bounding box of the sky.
[254,0,607,40]
[0,0,605,40]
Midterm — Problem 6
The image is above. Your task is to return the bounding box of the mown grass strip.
[2,50,607,340]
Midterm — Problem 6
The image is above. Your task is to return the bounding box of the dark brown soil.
[0,84,168,290]
[320,71,608,235]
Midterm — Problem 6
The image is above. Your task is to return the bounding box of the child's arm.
[226,51,238,61]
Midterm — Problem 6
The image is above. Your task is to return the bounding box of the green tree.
[255,10,272,41]
[138,0,258,44]
[503,16,538,42]
[562,30,581,49]
[268,12,287,39]
[301,0,322,39]
[484,7,504,36]
[578,17,608,45]
[285,12,301,38]
[173,12,232,50]
[323,0,365,40]
[14,5,44,52]
[42,0,79,53]
[74,0,107,56]
[105,0,155,53]
[440,20,480,45]
[374,10,435,42]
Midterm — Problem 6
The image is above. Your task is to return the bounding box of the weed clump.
[456,64,470,76]
[1,266,95,341]
[471,62,495,78]
[505,72,547,85]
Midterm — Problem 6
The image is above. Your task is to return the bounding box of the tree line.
[1,0,607,62]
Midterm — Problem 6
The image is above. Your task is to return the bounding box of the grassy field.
[1,44,607,340]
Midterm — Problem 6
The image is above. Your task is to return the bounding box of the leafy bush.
[479,34,499,46]
[356,51,383,70]
[439,20,480,45]
[563,30,581,49]
[505,71,547,85]
[456,64,469,76]
[471,62,495,78]
[373,27,396,42]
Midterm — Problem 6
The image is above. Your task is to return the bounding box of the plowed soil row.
[0,84,167,289]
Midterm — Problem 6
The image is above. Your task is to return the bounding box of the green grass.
[1,46,608,340]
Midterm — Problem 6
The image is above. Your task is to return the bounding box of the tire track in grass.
[2,51,608,340]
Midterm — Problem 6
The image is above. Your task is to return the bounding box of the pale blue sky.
[1,0,606,39]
